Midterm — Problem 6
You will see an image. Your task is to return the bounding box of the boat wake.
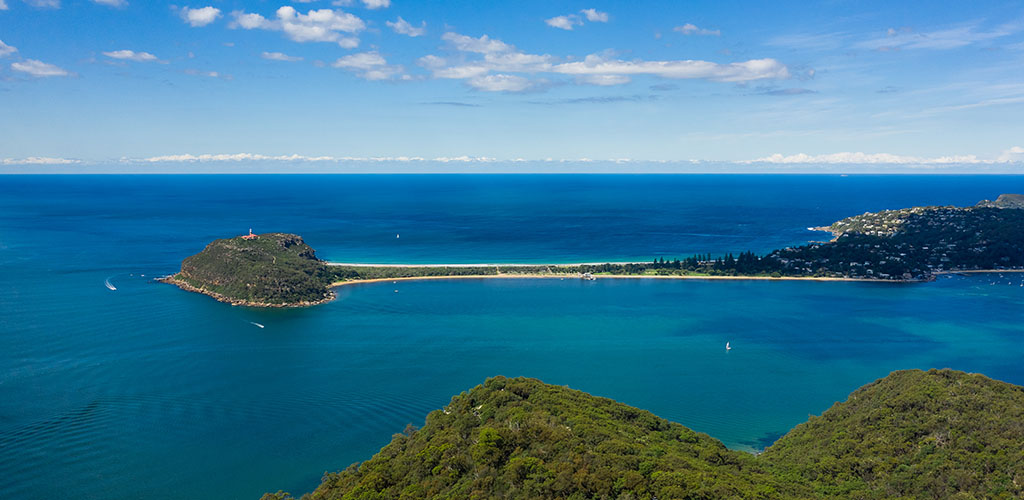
[104,277,117,291]
[249,321,265,329]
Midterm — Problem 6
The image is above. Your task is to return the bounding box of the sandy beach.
[327,262,640,268]
[329,272,893,289]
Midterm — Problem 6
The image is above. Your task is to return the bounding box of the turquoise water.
[1,175,1023,499]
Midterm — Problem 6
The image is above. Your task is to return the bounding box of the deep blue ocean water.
[1,175,1023,499]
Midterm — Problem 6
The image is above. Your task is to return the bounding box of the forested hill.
[765,198,1024,279]
[262,369,1024,500]
[161,232,336,306]
[764,369,1024,499]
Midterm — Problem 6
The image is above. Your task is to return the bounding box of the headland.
[163,194,1024,307]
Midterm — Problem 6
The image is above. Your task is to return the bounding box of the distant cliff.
[161,233,336,307]
[977,193,1024,209]
[262,369,1024,500]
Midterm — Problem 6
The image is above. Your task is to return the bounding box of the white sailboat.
[726,342,732,351]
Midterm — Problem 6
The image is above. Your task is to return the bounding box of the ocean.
[1,174,1023,499]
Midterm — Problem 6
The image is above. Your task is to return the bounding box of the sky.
[1,0,1023,172]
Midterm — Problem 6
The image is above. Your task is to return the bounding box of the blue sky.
[1,0,1023,172]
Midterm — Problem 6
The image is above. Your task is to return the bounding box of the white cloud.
[467,74,533,92]
[139,153,338,163]
[545,15,582,31]
[331,0,389,8]
[332,51,405,80]
[261,51,302,61]
[131,154,516,164]
[11,59,69,77]
[674,23,720,36]
[0,0,8,10]
[423,31,788,91]
[0,40,16,57]
[576,74,631,86]
[234,12,266,29]
[184,68,230,79]
[580,9,608,22]
[332,51,385,69]
[766,32,846,50]
[38,149,1024,168]
[24,0,59,7]
[552,54,789,82]
[998,146,1024,163]
[103,49,159,62]
[337,37,360,48]
[431,156,497,163]
[180,6,221,27]
[231,6,365,47]
[441,32,513,54]
[92,0,126,7]
[2,157,79,165]
[484,52,555,72]
[546,9,608,30]
[856,21,1022,50]
[422,33,555,90]
[749,152,987,165]
[387,17,426,37]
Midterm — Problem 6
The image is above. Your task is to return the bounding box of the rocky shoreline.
[158,275,336,308]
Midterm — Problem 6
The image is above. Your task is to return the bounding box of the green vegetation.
[163,233,336,306]
[326,259,774,282]
[167,195,1024,305]
[764,206,1024,279]
[329,265,548,280]
[330,197,1024,283]
[262,369,1024,500]
[765,369,1024,499]
[263,375,800,500]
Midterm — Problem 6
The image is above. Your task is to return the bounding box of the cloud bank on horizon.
[0,0,1022,170]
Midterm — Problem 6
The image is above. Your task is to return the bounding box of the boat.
[249,321,265,329]
[726,342,731,351]
[104,278,117,291]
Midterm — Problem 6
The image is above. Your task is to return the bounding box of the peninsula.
[162,195,1024,307]
[261,368,1024,500]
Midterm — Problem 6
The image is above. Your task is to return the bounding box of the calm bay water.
[1,175,1023,499]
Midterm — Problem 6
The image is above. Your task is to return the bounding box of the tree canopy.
[263,369,1024,500]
